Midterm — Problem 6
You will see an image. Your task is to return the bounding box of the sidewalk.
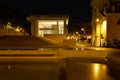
[76,42,92,48]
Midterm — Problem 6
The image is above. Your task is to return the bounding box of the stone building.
[91,0,120,47]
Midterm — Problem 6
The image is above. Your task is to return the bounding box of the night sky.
[1,0,92,25]
[0,0,92,33]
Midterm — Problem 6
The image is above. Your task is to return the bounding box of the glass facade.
[38,20,64,36]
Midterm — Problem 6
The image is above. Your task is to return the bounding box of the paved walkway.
[0,48,119,80]
[0,47,117,61]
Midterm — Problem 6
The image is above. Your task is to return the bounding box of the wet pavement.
[0,61,60,80]
[0,57,119,80]
[67,63,111,80]
[0,36,120,80]
[0,43,119,80]
[66,61,120,80]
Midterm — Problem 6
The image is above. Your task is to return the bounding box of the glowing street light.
[81,28,84,31]
[81,28,85,35]
[96,19,100,22]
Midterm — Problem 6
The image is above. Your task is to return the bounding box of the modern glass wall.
[38,20,64,36]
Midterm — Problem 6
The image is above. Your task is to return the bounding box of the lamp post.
[81,28,85,35]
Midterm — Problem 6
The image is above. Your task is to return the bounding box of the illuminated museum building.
[91,0,120,46]
[27,15,69,37]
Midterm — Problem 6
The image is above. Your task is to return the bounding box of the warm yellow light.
[75,48,79,51]
[38,20,64,36]
[76,31,79,34]
[66,19,69,25]
[58,21,64,25]
[94,64,99,71]
[81,28,84,31]
[96,19,99,22]
[102,20,107,30]
[67,36,70,39]
[39,21,57,24]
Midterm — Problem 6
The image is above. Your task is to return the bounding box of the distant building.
[26,15,69,37]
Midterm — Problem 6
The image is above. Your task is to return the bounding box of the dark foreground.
[0,59,120,80]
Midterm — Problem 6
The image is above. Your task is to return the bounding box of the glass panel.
[38,20,64,36]
[58,21,64,34]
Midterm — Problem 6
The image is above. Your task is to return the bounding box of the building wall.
[107,13,120,41]
[91,0,120,47]
[91,0,109,46]
[91,0,104,46]
[31,21,38,36]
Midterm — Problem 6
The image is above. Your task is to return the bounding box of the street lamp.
[96,19,100,22]
[81,28,85,34]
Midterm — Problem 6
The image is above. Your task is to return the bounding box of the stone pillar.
[64,20,68,35]
[31,20,38,36]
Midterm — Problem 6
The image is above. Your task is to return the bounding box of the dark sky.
[1,0,92,24]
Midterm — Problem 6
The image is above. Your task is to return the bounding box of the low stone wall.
[44,34,67,43]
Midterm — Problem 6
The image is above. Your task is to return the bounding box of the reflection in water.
[93,64,109,80]
[94,64,99,72]
[7,65,11,70]
[0,60,119,80]
[66,62,114,80]
[93,64,99,79]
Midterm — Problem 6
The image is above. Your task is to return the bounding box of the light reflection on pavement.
[0,48,119,80]
[66,62,113,80]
